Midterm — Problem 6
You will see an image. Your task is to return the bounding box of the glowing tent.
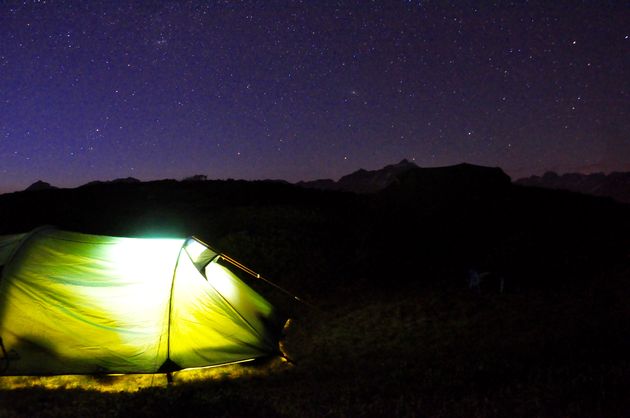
[0,227,285,375]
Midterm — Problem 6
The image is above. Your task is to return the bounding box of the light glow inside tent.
[98,236,184,315]
[103,237,184,281]
[205,261,239,300]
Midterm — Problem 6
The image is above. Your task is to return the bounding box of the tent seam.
[156,243,185,372]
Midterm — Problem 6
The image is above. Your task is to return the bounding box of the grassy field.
[1,266,628,417]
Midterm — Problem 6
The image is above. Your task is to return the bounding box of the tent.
[0,227,286,375]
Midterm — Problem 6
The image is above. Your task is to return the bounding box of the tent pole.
[218,254,314,308]
[190,236,312,308]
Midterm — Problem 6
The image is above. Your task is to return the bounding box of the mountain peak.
[296,159,419,193]
[25,180,56,192]
[516,171,630,204]
[296,160,511,194]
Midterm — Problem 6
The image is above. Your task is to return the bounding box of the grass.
[1,266,628,417]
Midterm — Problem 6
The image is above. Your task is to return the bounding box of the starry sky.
[1,1,628,193]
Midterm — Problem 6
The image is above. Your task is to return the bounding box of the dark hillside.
[1,163,629,296]
[360,164,630,290]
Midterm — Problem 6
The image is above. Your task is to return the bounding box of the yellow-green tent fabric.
[0,227,284,375]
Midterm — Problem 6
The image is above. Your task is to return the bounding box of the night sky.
[1,1,628,193]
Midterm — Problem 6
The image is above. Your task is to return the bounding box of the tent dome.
[0,227,284,375]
